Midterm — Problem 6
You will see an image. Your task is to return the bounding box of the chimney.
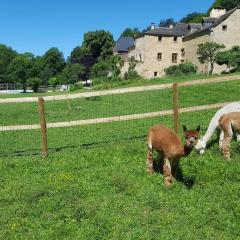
[210,8,226,18]
[151,23,156,30]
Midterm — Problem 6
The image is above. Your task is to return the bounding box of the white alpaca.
[195,102,240,154]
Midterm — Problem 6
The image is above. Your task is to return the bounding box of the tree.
[48,77,60,91]
[59,63,86,84]
[180,12,206,23]
[197,42,225,74]
[124,57,141,80]
[69,46,95,80]
[41,47,65,84]
[82,30,115,60]
[216,46,240,71]
[27,77,42,92]
[142,26,151,33]
[0,44,17,83]
[121,28,142,37]
[211,0,240,11]
[91,55,124,80]
[8,55,32,92]
[159,18,176,27]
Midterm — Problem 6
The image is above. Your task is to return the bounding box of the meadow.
[0,76,240,239]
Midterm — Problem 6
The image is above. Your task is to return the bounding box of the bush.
[165,65,182,76]
[124,57,142,80]
[165,62,197,76]
[27,77,42,92]
[69,83,84,91]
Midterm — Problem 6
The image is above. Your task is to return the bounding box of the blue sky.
[0,0,214,58]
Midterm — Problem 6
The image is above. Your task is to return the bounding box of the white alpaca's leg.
[237,134,240,142]
[219,130,224,150]
[163,158,172,187]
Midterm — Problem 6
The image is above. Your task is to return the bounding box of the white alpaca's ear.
[183,125,187,131]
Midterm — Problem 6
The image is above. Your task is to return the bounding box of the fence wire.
[0,77,239,157]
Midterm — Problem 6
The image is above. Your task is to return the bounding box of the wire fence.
[0,75,239,157]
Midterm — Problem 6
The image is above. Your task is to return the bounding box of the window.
[154,72,158,77]
[157,53,162,60]
[173,36,178,42]
[139,54,142,62]
[158,36,162,42]
[222,25,227,31]
[181,48,185,57]
[172,53,178,63]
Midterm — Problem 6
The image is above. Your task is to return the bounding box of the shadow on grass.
[0,135,146,158]
[153,157,195,189]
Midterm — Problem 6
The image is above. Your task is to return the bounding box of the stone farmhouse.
[115,6,240,78]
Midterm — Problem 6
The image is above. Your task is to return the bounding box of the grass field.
[0,80,240,126]
[0,73,236,99]
[0,77,240,239]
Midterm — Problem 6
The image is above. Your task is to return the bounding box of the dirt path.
[0,75,240,104]
[0,101,233,131]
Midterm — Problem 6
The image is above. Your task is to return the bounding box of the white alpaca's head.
[195,139,206,155]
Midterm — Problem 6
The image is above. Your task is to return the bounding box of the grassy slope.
[0,76,240,239]
[0,73,234,99]
[0,80,240,126]
[0,111,240,239]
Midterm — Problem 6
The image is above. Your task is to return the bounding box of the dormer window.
[222,25,227,31]
[173,36,178,42]
[158,36,162,41]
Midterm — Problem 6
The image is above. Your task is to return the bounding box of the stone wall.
[183,33,210,73]
[184,9,240,74]
[127,34,184,79]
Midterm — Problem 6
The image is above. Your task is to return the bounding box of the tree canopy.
[211,0,240,11]
[197,42,225,75]
[159,18,176,27]
[216,46,240,72]
[82,30,115,60]
[180,12,206,23]
[121,28,142,38]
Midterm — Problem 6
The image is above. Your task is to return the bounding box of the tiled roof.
[145,23,189,37]
[115,36,135,52]
[184,6,240,40]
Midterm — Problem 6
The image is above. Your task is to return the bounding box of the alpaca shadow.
[153,158,195,189]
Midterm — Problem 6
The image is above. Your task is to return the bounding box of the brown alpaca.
[147,124,200,187]
[218,112,240,160]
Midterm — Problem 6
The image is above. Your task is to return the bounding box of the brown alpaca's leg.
[147,147,154,175]
[163,158,172,187]
[171,158,181,180]
[157,151,164,173]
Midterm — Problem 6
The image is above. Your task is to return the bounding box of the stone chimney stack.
[151,23,156,30]
[210,8,226,18]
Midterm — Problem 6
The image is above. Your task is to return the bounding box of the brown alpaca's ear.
[183,125,187,131]
[196,126,200,132]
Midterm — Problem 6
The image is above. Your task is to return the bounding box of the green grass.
[0,110,240,239]
[0,76,240,239]
[0,80,239,126]
[0,72,238,99]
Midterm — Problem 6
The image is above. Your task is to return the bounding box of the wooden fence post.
[38,97,48,157]
[173,83,179,134]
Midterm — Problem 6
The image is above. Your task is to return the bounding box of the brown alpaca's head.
[183,125,200,148]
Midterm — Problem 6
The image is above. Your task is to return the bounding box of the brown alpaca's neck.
[180,144,193,157]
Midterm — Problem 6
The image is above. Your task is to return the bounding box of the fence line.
[0,101,233,132]
[0,75,240,104]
